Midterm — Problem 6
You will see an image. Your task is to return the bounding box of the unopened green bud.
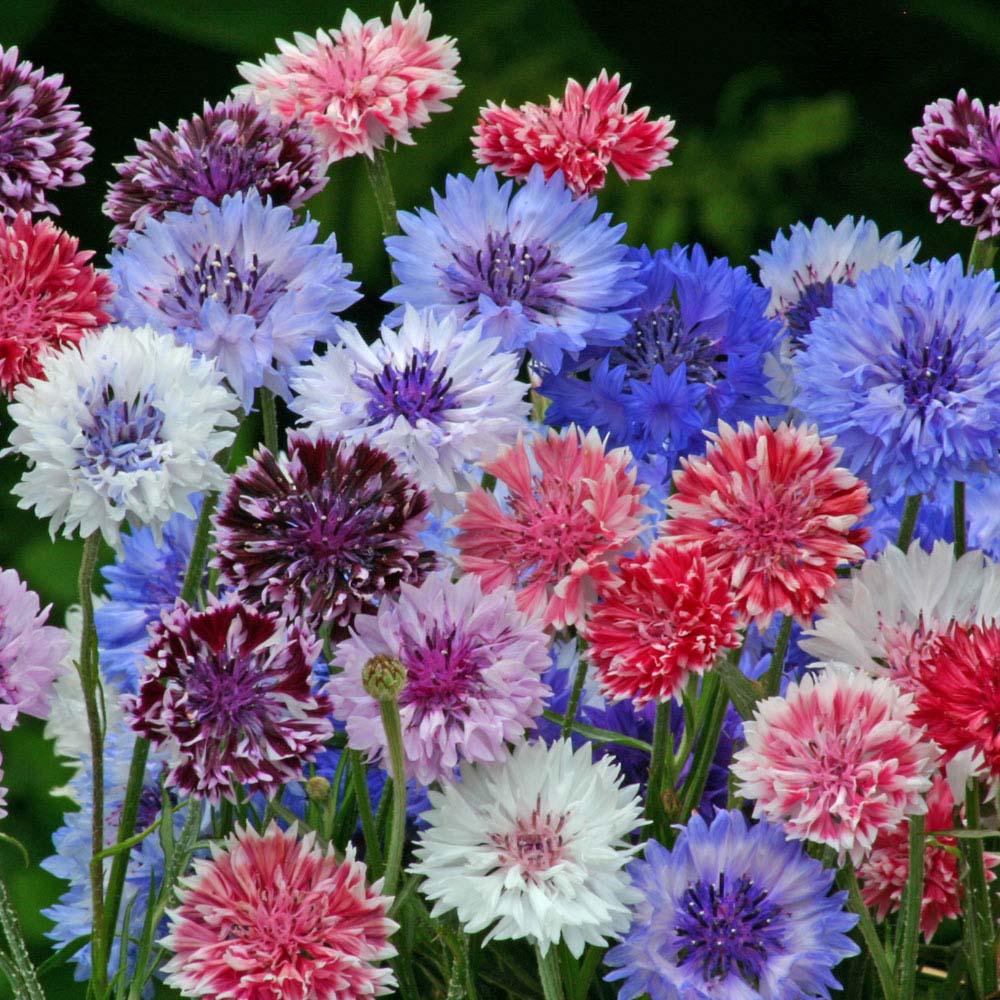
[362,654,407,701]
[305,775,331,804]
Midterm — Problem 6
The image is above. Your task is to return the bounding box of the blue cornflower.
[95,502,197,692]
[795,256,1000,501]
[109,190,361,408]
[382,166,639,372]
[606,811,859,1000]
[540,244,782,469]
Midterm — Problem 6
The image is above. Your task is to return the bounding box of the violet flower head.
[104,96,327,246]
[109,190,360,408]
[125,597,334,804]
[212,432,436,639]
[0,45,92,218]
[906,89,1000,239]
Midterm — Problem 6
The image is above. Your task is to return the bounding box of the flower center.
[399,625,488,712]
[673,872,784,985]
[184,655,269,733]
[163,244,287,326]
[365,350,456,425]
[877,617,943,694]
[80,387,166,479]
[445,231,570,317]
[491,802,568,883]
[609,305,725,384]
[894,325,963,407]
[784,277,836,345]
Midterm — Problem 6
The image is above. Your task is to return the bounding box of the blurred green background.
[1,0,998,994]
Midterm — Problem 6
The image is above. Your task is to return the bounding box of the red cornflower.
[162,822,398,1000]
[455,427,649,630]
[0,213,113,396]
[585,541,739,706]
[236,3,462,165]
[473,70,676,196]
[664,419,870,627]
[913,621,1000,778]
[860,775,1000,942]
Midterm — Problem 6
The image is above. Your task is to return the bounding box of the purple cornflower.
[605,811,858,1000]
[794,256,1000,501]
[0,45,92,218]
[124,597,333,803]
[383,165,639,373]
[0,567,69,730]
[541,244,781,473]
[212,432,435,639]
[104,96,327,246]
[109,190,360,408]
[327,572,551,785]
[906,90,1000,239]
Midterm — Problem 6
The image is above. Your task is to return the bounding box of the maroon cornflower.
[0,45,92,218]
[906,89,1000,238]
[213,433,436,637]
[125,597,333,804]
[103,97,327,246]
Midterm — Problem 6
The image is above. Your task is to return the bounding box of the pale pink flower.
[732,668,939,865]
[473,70,676,196]
[455,427,649,629]
[236,3,462,164]
[162,822,397,1000]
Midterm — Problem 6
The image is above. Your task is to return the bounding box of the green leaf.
[713,655,766,721]
[541,711,653,753]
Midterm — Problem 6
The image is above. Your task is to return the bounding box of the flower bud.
[305,775,331,804]
[362,654,407,702]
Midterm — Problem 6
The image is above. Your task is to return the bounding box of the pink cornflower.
[328,572,551,785]
[859,775,1000,942]
[473,70,676,197]
[236,3,462,165]
[0,213,113,396]
[732,668,939,865]
[913,622,1000,779]
[664,419,870,628]
[455,426,649,630]
[0,567,69,731]
[905,90,1000,239]
[162,822,398,1000]
[584,541,739,706]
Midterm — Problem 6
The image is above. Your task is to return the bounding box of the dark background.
[1,0,996,995]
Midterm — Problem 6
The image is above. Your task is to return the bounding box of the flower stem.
[961,779,997,997]
[350,749,383,875]
[561,642,587,739]
[77,532,108,995]
[534,943,566,1000]
[677,673,728,827]
[763,614,793,698]
[841,862,898,1000]
[953,480,967,558]
[364,149,400,239]
[645,701,673,843]
[0,875,46,1000]
[259,386,279,455]
[378,697,408,898]
[896,494,922,551]
[968,229,1000,275]
[180,485,225,607]
[895,813,925,1000]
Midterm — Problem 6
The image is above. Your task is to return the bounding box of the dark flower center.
[365,350,457,425]
[446,231,570,317]
[399,625,488,712]
[784,277,836,345]
[610,305,725,384]
[164,244,288,325]
[184,655,270,736]
[895,324,963,407]
[674,872,784,985]
[81,387,166,478]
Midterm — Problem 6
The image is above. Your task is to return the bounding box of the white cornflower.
[290,305,530,505]
[7,325,238,549]
[410,738,644,957]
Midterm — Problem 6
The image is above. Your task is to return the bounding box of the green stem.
[350,750,382,875]
[954,481,967,559]
[77,533,108,995]
[961,779,996,996]
[561,645,587,739]
[0,875,46,1000]
[259,386,279,455]
[379,698,407,898]
[364,149,400,239]
[763,614,793,698]
[645,701,673,843]
[895,813,925,1000]
[896,494,922,552]
[968,229,1000,275]
[180,490,219,606]
[842,862,898,1000]
[678,674,729,828]
[534,943,566,1000]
